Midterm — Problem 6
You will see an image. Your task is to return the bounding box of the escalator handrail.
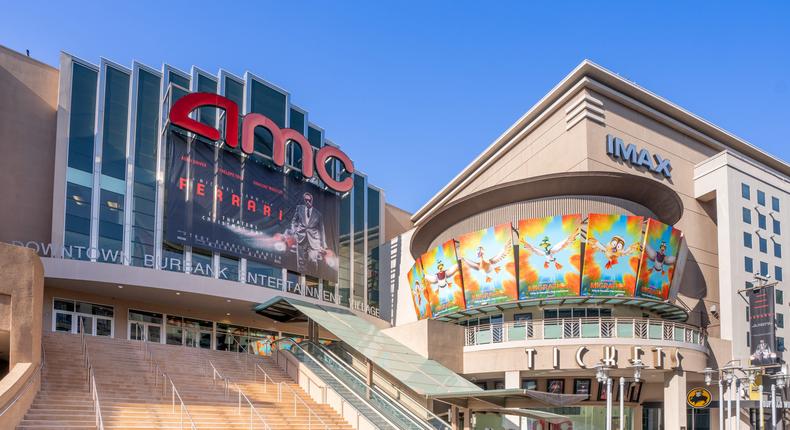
[319,343,451,430]
[272,338,404,430]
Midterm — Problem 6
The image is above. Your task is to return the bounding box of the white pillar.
[606,377,613,430]
[502,371,520,430]
[664,369,687,429]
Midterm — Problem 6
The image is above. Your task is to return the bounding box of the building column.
[663,369,687,429]
[462,407,472,430]
[502,370,520,429]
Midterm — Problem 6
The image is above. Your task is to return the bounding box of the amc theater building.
[0,41,788,430]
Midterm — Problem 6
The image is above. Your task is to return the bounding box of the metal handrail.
[208,360,273,430]
[463,316,707,346]
[263,361,331,430]
[253,362,278,392]
[80,318,105,430]
[147,354,198,430]
[273,338,405,430]
[0,344,45,417]
[321,344,451,430]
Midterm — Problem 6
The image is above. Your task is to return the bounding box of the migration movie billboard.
[407,259,432,320]
[457,223,517,308]
[165,131,340,281]
[421,240,465,317]
[749,285,779,367]
[581,214,644,297]
[518,215,583,299]
[635,219,682,300]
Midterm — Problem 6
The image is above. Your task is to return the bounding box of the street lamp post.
[595,362,612,430]
[704,367,723,430]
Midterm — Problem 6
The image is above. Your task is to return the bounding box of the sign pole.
[606,377,612,430]
[719,379,724,430]
[619,377,625,430]
[728,380,733,430]
[760,384,764,430]
[736,380,741,430]
[771,384,776,430]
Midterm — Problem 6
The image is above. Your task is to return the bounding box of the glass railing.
[320,344,452,430]
[464,317,706,347]
[277,339,434,430]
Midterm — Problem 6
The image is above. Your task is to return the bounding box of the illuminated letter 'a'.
[169,92,239,149]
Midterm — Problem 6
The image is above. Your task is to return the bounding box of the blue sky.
[3,1,788,212]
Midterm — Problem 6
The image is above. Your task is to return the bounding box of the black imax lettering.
[606,134,672,179]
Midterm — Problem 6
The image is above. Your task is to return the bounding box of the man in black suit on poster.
[288,192,327,275]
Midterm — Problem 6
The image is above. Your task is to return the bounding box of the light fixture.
[226,299,231,303]
[225,312,231,316]
[630,359,646,382]
[594,362,610,383]
[117,285,123,289]
[703,367,715,386]
[176,292,181,295]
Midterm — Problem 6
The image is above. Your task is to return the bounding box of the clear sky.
[3,1,788,213]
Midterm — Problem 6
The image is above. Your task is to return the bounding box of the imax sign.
[606,135,672,178]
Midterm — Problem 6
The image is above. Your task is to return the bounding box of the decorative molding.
[565,94,605,130]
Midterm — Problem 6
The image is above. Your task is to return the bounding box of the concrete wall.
[383,318,465,373]
[0,243,44,428]
[0,46,58,247]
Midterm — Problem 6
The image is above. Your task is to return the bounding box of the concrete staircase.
[19,332,354,429]
[16,332,97,429]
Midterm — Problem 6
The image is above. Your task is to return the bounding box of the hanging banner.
[749,285,779,366]
[518,215,583,299]
[636,219,682,300]
[457,223,517,308]
[421,240,465,317]
[581,214,644,297]
[407,259,432,320]
[164,130,340,281]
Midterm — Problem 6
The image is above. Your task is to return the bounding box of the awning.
[429,388,588,408]
[254,297,482,396]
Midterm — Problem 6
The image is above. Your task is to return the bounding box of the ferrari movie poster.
[636,219,682,300]
[581,214,645,297]
[420,240,466,317]
[407,259,432,320]
[165,130,340,281]
[518,215,583,299]
[457,223,517,308]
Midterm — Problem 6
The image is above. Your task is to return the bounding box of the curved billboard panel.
[457,223,517,307]
[518,215,583,299]
[581,214,644,297]
[407,259,432,320]
[421,240,465,317]
[636,219,682,300]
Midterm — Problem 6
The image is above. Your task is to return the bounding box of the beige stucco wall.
[0,243,44,428]
[0,45,58,247]
[382,318,464,373]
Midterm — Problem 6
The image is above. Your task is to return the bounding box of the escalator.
[277,338,450,430]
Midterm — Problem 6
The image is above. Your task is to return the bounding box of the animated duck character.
[588,235,642,269]
[462,239,512,283]
[520,227,581,270]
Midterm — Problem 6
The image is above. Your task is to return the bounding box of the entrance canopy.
[254,297,481,396]
[430,388,589,408]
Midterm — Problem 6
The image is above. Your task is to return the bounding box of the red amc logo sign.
[169,92,355,193]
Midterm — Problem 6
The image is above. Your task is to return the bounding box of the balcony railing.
[463,317,705,347]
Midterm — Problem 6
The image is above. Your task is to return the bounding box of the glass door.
[129,309,163,343]
[53,299,114,336]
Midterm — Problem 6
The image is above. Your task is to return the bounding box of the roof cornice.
[411,60,790,225]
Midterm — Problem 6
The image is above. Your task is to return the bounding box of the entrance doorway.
[129,309,164,343]
[53,299,114,337]
[166,315,212,349]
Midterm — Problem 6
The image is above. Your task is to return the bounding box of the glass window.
[250,80,286,127]
[305,276,320,299]
[774,219,781,235]
[219,256,239,282]
[131,69,160,267]
[367,187,381,309]
[747,332,750,348]
[338,190,352,307]
[190,248,213,277]
[743,232,752,248]
[760,261,769,276]
[544,309,558,319]
[286,270,302,295]
[54,299,75,312]
[307,125,322,149]
[742,183,750,199]
[759,237,768,254]
[76,302,113,317]
[352,175,366,305]
[101,66,130,180]
[64,182,92,260]
[246,260,282,290]
[759,214,767,230]
[521,379,537,390]
[776,290,784,305]
[778,337,785,353]
[744,257,753,273]
[161,243,185,272]
[67,63,98,173]
[743,208,751,224]
[196,74,218,126]
[98,189,124,264]
[757,190,766,206]
[776,243,783,258]
[746,306,750,322]
[129,309,163,324]
[776,267,783,282]
[600,309,612,317]
[224,77,244,107]
[772,196,780,212]
[169,72,189,90]
[778,313,785,329]
[323,280,336,303]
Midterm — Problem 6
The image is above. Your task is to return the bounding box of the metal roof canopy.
[434,296,689,322]
[254,297,482,396]
[430,388,588,409]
